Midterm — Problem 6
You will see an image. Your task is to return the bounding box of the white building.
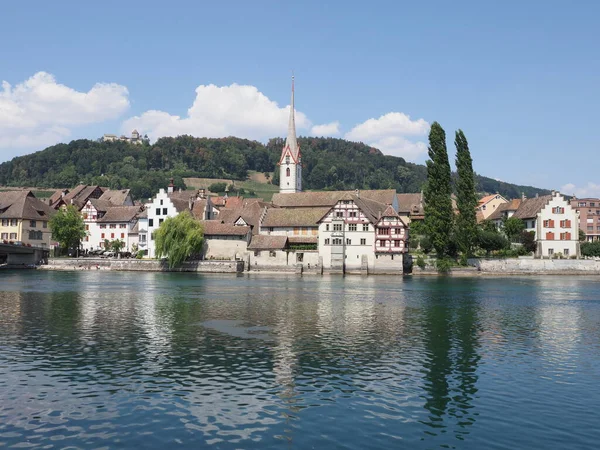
[81,198,142,252]
[535,191,580,258]
[102,130,144,145]
[279,77,302,194]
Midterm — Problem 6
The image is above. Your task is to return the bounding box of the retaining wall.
[469,258,600,274]
[43,258,243,273]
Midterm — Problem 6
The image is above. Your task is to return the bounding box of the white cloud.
[0,72,129,150]
[122,83,310,142]
[344,112,430,161]
[310,121,340,136]
[561,182,600,198]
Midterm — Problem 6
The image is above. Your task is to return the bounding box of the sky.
[1,0,599,196]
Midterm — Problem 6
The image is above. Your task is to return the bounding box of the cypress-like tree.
[424,122,454,256]
[454,130,478,257]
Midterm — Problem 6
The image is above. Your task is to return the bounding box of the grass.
[184,172,279,201]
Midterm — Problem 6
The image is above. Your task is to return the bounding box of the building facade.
[0,191,54,248]
[570,198,600,242]
[477,194,508,220]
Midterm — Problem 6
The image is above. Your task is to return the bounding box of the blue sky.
[1,0,599,196]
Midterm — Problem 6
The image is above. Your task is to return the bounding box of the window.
[332,238,342,245]
[85,236,89,242]
[85,225,89,231]
[140,235,146,243]
[111,233,115,239]
[363,224,369,232]
[335,211,344,218]
[109,224,116,229]
[548,248,554,256]
[348,224,357,232]
[254,251,261,257]
[9,233,17,240]
[324,238,330,245]
[296,253,304,262]
[543,220,555,228]
[286,167,290,177]
[1,233,7,239]
[162,208,167,215]
[42,221,47,229]
[482,205,486,210]
[100,224,106,229]
[30,220,36,227]
[346,238,351,245]
[564,249,570,256]
[120,224,126,229]
[349,211,357,218]
[394,240,402,247]
[333,223,342,231]
[546,232,554,240]
[378,227,390,234]
[121,233,125,239]
[326,224,330,231]
[149,219,154,227]
[285,155,290,164]
[156,208,160,216]
[591,203,596,207]
[360,238,366,245]
[394,228,403,235]
[160,199,163,205]
[159,219,164,225]
[269,251,276,257]
[10,219,17,226]
[552,206,564,214]
[578,202,587,207]
[588,226,594,231]
[268,227,274,232]
[101,233,105,239]
[1,219,7,226]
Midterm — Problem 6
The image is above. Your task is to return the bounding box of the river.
[1,271,599,449]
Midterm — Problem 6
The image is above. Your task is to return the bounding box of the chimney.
[189,196,194,211]
[536,193,539,198]
[167,178,174,194]
[198,188,206,199]
[355,189,360,198]
[551,190,556,197]
[178,188,182,193]
[521,192,526,201]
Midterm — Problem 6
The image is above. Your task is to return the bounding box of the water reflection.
[0,272,599,449]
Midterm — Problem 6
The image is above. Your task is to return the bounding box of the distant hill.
[0,136,549,201]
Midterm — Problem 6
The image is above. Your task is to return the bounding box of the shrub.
[416,255,426,270]
[136,250,145,259]
[477,230,509,255]
[420,236,433,254]
[581,241,600,257]
[520,230,537,253]
[436,257,453,274]
[208,182,227,193]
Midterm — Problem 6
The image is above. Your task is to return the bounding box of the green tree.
[110,239,125,253]
[155,211,204,269]
[579,229,587,242]
[454,130,478,257]
[503,216,525,242]
[424,122,454,256]
[478,230,508,256]
[581,241,600,257]
[50,205,86,254]
[208,182,227,193]
[520,230,537,253]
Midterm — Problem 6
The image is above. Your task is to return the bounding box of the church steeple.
[279,76,302,194]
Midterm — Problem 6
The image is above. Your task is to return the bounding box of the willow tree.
[454,130,478,258]
[154,211,204,269]
[424,122,454,256]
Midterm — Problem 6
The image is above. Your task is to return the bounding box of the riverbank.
[41,258,244,273]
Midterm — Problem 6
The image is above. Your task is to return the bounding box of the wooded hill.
[0,136,549,201]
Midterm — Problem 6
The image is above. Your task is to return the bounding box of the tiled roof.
[200,221,251,236]
[271,189,397,208]
[49,189,68,206]
[288,236,318,244]
[97,206,141,223]
[513,195,553,220]
[396,193,423,215]
[487,199,522,221]
[191,199,208,220]
[262,207,330,227]
[248,235,288,250]
[224,197,244,208]
[58,185,106,209]
[99,189,131,206]
[89,198,114,212]
[217,202,265,233]
[478,194,497,206]
[0,191,55,221]
[377,205,407,226]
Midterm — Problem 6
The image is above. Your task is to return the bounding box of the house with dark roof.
[50,185,107,210]
[200,220,252,260]
[0,190,55,247]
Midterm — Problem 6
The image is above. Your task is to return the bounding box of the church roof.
[280,76,300,163]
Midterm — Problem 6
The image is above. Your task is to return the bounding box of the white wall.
[536,193,580,258]
[146,189,181,258]
[204,235,250,260]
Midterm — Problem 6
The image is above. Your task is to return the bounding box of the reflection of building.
[102,129,144,145]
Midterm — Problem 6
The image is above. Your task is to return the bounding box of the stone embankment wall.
[469,258,600,274]
[43,258,243,273]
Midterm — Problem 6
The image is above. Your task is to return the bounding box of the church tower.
[279,76,302,194]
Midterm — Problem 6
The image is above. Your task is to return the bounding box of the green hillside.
[0,136,549,201]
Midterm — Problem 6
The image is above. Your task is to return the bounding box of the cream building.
[477,194,508,220]
[0,191,54,248]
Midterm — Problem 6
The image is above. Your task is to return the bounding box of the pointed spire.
[285,75,299,160]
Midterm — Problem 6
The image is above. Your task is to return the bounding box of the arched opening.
[286,167,290,177]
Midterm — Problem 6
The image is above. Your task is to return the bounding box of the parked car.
[101,251,115,258]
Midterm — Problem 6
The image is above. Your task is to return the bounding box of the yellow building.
[0,191,55,247]
[477,193,508,221]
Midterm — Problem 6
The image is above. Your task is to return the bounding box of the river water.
[0,271,599,449]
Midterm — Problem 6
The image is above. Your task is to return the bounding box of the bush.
[420,236,433,254]
[416,255,426,270]
[208,182,227,193]
[409,238,420,250]
[136,250,145,259]
[581,241,600,257]
[435,258,453,273]
[520,230,537,253]
[478,230,508,255]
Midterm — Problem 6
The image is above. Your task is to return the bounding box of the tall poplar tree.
[424,122,454,256]
[454,130,478,257]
